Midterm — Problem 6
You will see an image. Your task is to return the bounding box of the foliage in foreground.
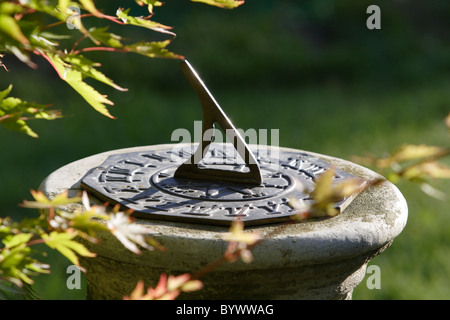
[0,190,166,299]
[0,0,246,300]
[0,0,243,135]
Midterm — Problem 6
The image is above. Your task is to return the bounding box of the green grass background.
[0,0,449,299]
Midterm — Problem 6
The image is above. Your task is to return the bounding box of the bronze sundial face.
[81,143,364,226]
[80,60,366,226]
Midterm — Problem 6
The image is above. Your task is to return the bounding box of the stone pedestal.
[39,144,408,300]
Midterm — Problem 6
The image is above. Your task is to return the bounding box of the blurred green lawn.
[0,0,449,299]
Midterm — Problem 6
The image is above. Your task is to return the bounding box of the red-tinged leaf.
[125,272,202,300]
[157,290,180,300]
[145,273,180,300]
[153,273,168,297]
[124,280,146,300]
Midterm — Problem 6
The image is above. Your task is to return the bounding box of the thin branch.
[72,46,128,55]
[14,9,36,21]
[33,50,65,79]
[40,13,124,31]
[26,238,47,247]
[70,34,89,54]
[397,148,450,176]
[0,114,13,122]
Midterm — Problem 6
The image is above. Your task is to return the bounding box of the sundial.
[81,60,366,226]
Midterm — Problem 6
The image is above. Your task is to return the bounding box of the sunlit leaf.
[0,86,61,137]
[21,190,81,209]
[69,77,116,118]
[166,273,191,292]
[167,273,203,293]
[0,117,38,137]
[221,220,259,245]
[124,280,147,300]
[0,14,28,45]
[88,26,123,48]
[124,273,202,300]
[180,278,203,293]
[125,40,183,59]
[1,233,32,249]
[190,0,245,9]
[124,275,177,300]
[403,161,450,180]
[44,52,116,118]
[392,144,445,163]
[0,234,49,289]
[63,54,128,91]
[0,2,24,16]
[3,44,36,69]
[310,168,335,204]
[0,84,12,101]
[0,247,34,285]
[41,231,96,267]
[221,220,259,263]
[106,212,157,254]
[70,210,109,238]
[79,0,102,17]
[57,0,70,17]
[24,0,68,20]
[135,0,164,14]
[116,8,175,36]
[308,168,363,217]
[30,33,59,50]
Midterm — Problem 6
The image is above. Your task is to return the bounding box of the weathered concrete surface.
[39,144,408,300]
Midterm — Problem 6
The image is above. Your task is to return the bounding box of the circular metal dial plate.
[81,144,365,226]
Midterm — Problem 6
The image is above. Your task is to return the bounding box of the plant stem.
[73,46,128,54]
